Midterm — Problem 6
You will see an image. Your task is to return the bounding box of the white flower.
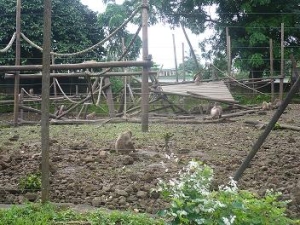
[222,215,236,225]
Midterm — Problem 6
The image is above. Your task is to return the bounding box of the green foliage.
[157,161,297,225]
[19,172,42,192]
[110,77,124,95]
[149,0,300,78]
[274,122,281,130]
[0,94,13,113]
[0,0,105,65]
[0,203,164,225]
[233,93,271,105]
[98,2,142,61]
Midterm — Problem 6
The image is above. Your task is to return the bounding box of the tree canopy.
[152,0,300,78]
[103,0,300,78]
[0,0,105,66]
[98,2,142,61]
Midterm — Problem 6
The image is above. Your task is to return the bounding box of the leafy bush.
[233,93,271,105]
[19,173,42,192]
[156,161,298,225]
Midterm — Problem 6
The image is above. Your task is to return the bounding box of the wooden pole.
[141,0,150,132]
[279,23,284,100]
[270,39,274,102]
[181,23,201,79]
[41,0,52,203]
[182,42,185,82]
[13,0,21,126]
[172,34,178,82]
[0,60,152,72]
[122,38,127,117]
[233,55,300,181]
[226,27,231,77]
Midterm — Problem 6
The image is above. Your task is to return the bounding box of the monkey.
[272,98,282,109]
[115,131,135,154]
[194,75,201,85]
[29,88,34,96]
[86,111,96,120]
[210,102,223,119]
[261,101,272,110]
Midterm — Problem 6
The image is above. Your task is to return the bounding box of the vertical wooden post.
[13,0,21,126]
[226,27,231,77]
[41,0,52,203]
[270,39,274,102]
[122,38,127,117]
[52,55,57,110]
[104,78,115,118]
[19,89,24,121]
[172,34,178,83]
[182,42,185,82]
[141,0,150,132]
[279,23,284,100]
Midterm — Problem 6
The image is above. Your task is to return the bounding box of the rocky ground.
[0,105,299,218]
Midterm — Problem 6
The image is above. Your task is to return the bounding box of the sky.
[80,0,209,69]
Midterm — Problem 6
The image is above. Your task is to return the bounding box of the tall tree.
[110,0,300,78]
[0,0,105,67]
[98,2,142,61]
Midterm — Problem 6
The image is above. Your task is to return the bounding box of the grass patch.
[0,203,165,225]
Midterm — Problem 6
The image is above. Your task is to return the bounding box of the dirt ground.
[0,105,299,218]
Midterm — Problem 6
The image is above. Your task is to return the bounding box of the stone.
[136,191,147,198]
[91,197,105,207]
[115,189,128,197]
[24,192,38,202]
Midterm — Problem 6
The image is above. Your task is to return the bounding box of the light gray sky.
[81,0,209,69]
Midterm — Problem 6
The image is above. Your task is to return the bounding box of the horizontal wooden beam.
[5,71,158,79]
[0,60,152,72]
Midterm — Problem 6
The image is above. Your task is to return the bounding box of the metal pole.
[41,0,52,203]
[141,0,150,132]
[13,0,21,126]
[234,55,300,181]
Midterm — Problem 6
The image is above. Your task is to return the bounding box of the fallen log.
[244,120,300,131]
[203,109,258,120]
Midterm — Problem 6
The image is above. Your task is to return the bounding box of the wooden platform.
[161,81,236,103]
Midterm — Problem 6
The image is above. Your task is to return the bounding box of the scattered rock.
[115,189,128,197]
[136,190,147,198]
[121,155,134,165]
[24,192,38,202]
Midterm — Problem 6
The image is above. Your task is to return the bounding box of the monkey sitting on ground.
[194,75,201,85]
[115,131,135,154]
[210,102,223,119]
[261,101,272,111]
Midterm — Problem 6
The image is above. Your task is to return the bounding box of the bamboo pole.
[13,0,21,126]
[141,0,150,132]
[41,0,51,203]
